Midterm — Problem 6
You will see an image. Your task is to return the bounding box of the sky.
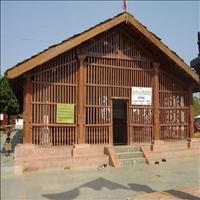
[1,1,200,76]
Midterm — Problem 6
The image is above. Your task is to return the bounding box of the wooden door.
[112,99,128,145]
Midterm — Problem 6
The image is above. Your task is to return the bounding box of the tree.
[0,75,19,123]
[193,96,200,117]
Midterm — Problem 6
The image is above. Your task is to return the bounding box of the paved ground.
[1,131,200,200]
[131,185,200,200]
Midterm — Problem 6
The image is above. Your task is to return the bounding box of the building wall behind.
[28,26,190,146]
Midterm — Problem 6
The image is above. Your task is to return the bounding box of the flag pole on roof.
[123,0,128,23]
[123,0,127,12]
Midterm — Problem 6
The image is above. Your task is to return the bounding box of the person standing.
[4,133,12,156]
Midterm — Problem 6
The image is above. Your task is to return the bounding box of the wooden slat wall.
[85,28,153,144]
[29,26,189,146]
[159,69,188,140]
[31,49,78,146]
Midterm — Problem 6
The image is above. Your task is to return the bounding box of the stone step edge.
[119,157,146,161]
[117,155,144,159]
[114,146,141,149]
[16,151,104,158]
[153,147,200,153]
[116,151,143,155]
[15,156,109,173]
[152,149,200,157]
[115,149,141,152]
[15,154,109,161]
[16,155,109,164]
[115,149,141,153]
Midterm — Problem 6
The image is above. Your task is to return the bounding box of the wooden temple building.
[6,12,200,171]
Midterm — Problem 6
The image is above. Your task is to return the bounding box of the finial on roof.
[122,0,128,23]
[123,0,127,12]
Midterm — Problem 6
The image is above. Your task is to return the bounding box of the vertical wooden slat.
[77,54,86,144]
[153,62,160,141]
[23,74,32,143]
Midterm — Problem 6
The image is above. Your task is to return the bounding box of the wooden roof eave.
[126,15,199,84]
[6,13,126,79]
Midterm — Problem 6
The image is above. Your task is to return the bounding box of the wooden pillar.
[109,125,113,145]
[188,87,194,140]
[152,62,160,141]
[77,54,86,144]
[128,102,132,145]
[109,101,113,145]
[23,75,32,143]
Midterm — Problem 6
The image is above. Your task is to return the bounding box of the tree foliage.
[193,96,200,116]
[0,75,19,115]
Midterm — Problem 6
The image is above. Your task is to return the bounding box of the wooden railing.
[85,126,110,144]
[32,126,77,146]
[159,70,189,141]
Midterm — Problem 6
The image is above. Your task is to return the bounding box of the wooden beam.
[77,54,86,144]
[188,87,194,139]
[23,75,32,143]
[152,62,160,141]
[119,26,154,60]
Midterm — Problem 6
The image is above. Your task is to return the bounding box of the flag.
[123,0,127,11]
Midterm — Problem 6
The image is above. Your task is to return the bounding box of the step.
[16,157,67,169]
[120,158,147,167]
[16,155,109,170]
[15,146,73,158]
[115,146,141,153]
[152,149,200,161]
[15,155,71,161]
[116,151,144,159]
[154,145,200,153]
[153,141,193,152]
[72,146,104,157]
[68,155,109,168]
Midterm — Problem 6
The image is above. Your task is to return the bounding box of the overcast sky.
[1,1,200,75]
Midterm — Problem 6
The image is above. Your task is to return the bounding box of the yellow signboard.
[56,104,74,123]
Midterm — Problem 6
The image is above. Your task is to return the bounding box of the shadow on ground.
[165,189,200,200]
[128,183,155,193]
[42,177,155,200]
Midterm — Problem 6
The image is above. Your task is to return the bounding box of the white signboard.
[131,87,152,105]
